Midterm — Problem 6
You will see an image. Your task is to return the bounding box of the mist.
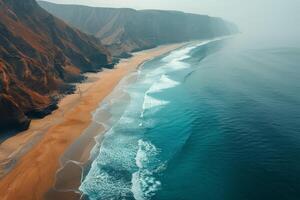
[45,0,300,47]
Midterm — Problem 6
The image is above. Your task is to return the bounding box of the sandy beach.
[0,43,185,200]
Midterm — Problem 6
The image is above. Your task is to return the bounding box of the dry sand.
[0,43,186,200]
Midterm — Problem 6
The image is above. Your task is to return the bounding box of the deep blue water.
[80,36,300,200]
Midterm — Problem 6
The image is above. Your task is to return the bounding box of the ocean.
[79,36,300,200]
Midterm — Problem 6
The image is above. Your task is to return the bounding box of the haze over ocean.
[2,0,300,199]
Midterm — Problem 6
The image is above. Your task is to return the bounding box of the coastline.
[0,43,186,200]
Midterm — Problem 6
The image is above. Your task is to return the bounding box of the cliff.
[39,1,238,57]
[0,0,111,134]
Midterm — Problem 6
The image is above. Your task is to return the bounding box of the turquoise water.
[80,36,300,200]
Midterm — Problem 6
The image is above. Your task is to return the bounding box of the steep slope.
[39,1,238,56]
[0,0,111,133]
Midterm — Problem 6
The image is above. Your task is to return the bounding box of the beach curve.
[0,43,186,200]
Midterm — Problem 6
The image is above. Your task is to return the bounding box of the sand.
[0,43,186,200]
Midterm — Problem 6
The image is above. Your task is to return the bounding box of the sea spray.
[131,140,162,200]
[142,94,170,114]
[147,75,180,94]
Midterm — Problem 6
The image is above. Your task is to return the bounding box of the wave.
[162,38,220,63]
[80,135,163,200]
[148,75,180,94]
[131,140,163,200]
[145,38,227,80]
[79,128,136,199]
[141,94,169,118]
[144,44,195,79]
[162,44,196,63]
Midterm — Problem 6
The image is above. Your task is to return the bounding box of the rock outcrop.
[0,0,111,133]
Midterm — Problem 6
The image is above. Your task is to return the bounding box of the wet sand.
[0,43,186,200]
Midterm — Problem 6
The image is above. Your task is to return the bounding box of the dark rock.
[25,101,58,119]
[0,0,112,136]
[0,94,31,133]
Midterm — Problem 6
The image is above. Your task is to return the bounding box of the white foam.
[80,169,130,200]
[132,172,144,200]
[162,45,194,63]
[131,140,161,200]
[80,132,138,199]
[164,60,190,71]
[142,94,169,111]
[144,41,214,79]
[148,75,180,94]
[163,37,227,64]
[135,140,158,168]
[145,67,168,78]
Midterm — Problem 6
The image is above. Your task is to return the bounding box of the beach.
[0,43,185,200]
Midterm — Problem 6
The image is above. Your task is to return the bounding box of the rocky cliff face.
[39,1,238,57]
[0,0,111,133]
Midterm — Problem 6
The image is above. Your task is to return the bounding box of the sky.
[45,0,300,45]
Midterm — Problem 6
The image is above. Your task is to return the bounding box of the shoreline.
[0,43,186,200]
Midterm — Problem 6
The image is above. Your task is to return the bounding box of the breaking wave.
[147,75,180,94]
[131,140,163,200]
